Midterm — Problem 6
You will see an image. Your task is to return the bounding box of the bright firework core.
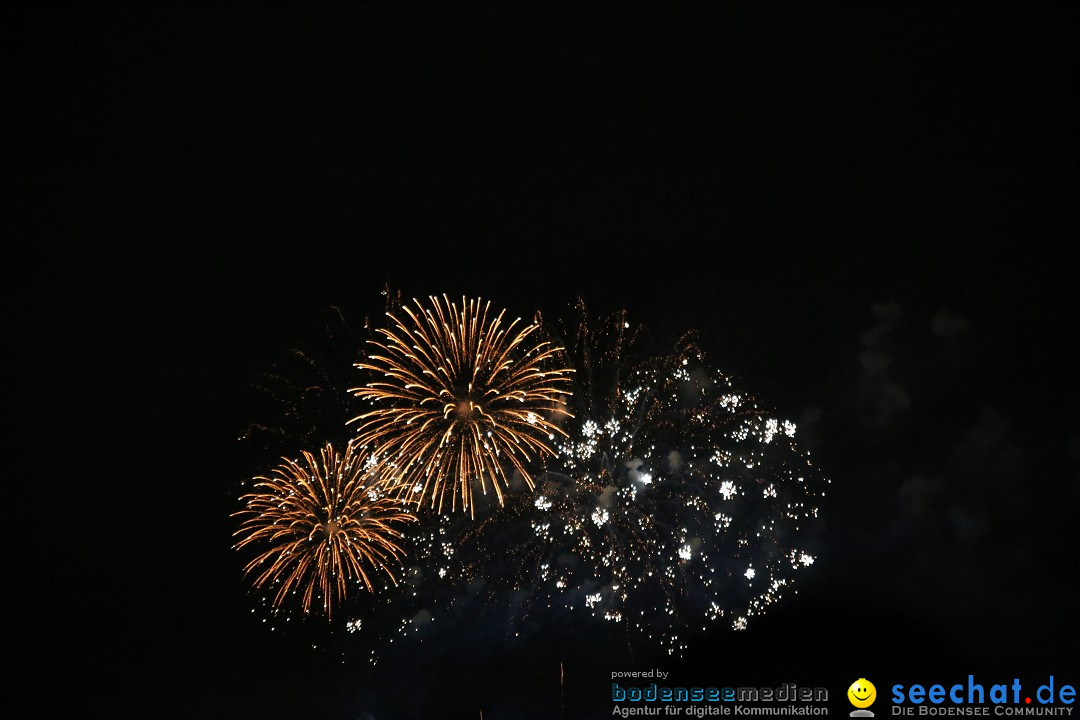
[350,295,574,515]
[454,399,476,419]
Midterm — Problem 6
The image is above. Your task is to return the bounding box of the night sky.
[11,6,1079,719]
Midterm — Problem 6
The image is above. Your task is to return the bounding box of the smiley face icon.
[848,678,877,709]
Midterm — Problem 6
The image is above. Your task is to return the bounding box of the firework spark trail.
[350,294,574,515]
[233,441,416,619]
[560,661,565,719]
[238,305,366,456]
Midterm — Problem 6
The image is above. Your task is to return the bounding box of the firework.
[238,298,825,663]
[233,441,416,619]
[527,307,824,652]
[350,294,573,514]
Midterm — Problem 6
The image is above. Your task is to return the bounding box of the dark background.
[10,6,1078,719]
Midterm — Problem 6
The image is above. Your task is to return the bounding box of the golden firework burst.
[233,441,416,619]
[350,294,573,514]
